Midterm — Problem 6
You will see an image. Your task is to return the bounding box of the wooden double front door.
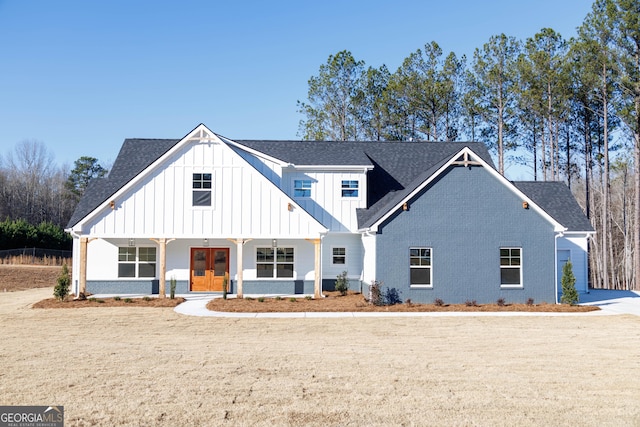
[190,248,229,292]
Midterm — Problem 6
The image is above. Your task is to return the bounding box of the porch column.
[158,238,167,299]
[79,236,88,296]
[236,239,244,299]
[312,238,321,298]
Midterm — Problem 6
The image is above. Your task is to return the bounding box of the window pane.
[341,180,359,197]
[118,247,136,261]
[138,263,156,278]
[276,247,294,262]
[500,248,509,257]
[410,268,431,285]
[118,264,135,278]
[193,173,202,181]
[256,248,274,262]
[203,173,212,181]
[276,263,294,278]
[501,267,520,285]
[193,190,211,206]
[294,180,311,197]
[139,247,156,262]
[256,263,274,278]
[333,248,346,264]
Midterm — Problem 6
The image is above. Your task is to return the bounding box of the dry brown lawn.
[0,264,61,291]
[1,287,640,426]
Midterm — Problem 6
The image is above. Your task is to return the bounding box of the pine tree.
[560,260,579,305]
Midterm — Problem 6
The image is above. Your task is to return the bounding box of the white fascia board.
[285,164,373,172]
[74,124,220,231]
[369,146,565,232]
[217,135,289,167]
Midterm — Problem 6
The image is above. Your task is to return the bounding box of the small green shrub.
[88,297,96,302]
[305,295,313,300]
[384,287,402,305]
[143,296,152,301]
[96,299,105,304]
[275,296,283,301]
[335,271,349,296]
[170,276,177,300]
[465,300,478,307]
[496,298,506,306]
[53,264,71,301]
[124,298,133,303]
[289,298,297,302]
[526,297,535,306]
[258,297,265,302]
[560,260,579,305]
[114,296,121,301]
[434,298,444,307]
[246,297,254,301]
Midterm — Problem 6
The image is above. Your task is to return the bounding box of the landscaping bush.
[53,264,70,301]
[560,260,579,305]
[335,271,349,296]
[384,287,402,305]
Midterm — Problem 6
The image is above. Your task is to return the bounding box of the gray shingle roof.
[67,134,592,235]
[513,181,594,232]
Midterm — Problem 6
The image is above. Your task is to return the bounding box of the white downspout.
[554,230,566,304]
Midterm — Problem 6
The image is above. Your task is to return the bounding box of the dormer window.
[341,180,359,197]
[293,179,312,198]
[193,173,212,206]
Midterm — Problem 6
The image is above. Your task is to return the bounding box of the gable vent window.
[341,180,359,197]
[293,180,312,198]
[193,173,212,207]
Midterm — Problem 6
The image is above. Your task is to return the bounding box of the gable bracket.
[451,151,482,167]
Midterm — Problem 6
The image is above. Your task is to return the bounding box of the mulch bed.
[206,291,600,313]
[33,297,186,309]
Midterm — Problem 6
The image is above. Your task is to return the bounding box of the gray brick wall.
[376,165,556,305]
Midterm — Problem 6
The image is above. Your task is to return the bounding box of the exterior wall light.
[272,239,277,248]
[128,238,136,247]
[523,201,529,209]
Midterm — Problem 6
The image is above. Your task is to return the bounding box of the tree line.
[0,139,108,250]
[298,0,639,290]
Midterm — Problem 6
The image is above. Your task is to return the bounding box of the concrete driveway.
[579,289,640,316]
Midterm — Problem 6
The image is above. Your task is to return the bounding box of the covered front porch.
[74,236,324,298]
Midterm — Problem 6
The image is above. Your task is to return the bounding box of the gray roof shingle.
[67,135,592,235]
[513,181,594,232]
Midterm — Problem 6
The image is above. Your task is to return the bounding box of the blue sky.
[0,0,594,177]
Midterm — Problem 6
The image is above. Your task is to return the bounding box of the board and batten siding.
[283,170,367,232]
[82,140,326,239]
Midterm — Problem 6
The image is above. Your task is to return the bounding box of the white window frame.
[341,180,359,198]
[256,247,295,279]
[118,247,157,279]
[293,179,312,198]
[192,172,213,207]
[500,247,523,288]
[332,247,347,265]
[409,247,432,288]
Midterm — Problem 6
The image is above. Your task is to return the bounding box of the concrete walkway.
[168,289,640,318]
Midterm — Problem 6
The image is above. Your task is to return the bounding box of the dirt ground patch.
[0,264,61,291]
[1,287,639,426]
[207,291,600,313]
